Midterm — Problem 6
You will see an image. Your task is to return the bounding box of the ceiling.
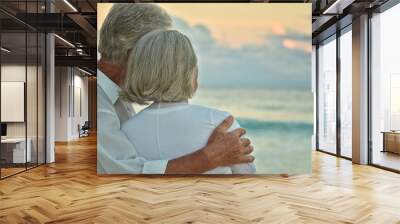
[311,0,391,43]
[0,0,98,73]
[0,0,396,73]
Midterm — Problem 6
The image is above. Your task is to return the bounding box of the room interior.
[0,0,96,179]
[370,7,400,170]
[313,0,400,172]
[0,0,399,223]
[0,29,46,177]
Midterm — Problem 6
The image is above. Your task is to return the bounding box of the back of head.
[121,29,198,105]
[98,3,172,65]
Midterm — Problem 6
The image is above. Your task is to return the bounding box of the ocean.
[191,87,313,174]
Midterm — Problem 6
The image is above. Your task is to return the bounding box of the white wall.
[55,67,69,141]
[1,66,26,128]
[54,67,89,141]
[1,82,25,122]
[1,65,26,81]
[71,73,89,138]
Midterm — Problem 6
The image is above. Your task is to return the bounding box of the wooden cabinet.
[382,132,400,154]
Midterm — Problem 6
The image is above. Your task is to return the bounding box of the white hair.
[120,29,198,105]
[98,3,172,64]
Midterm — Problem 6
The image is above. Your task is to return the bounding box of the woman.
[120,29,255,174]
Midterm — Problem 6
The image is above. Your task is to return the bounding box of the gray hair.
[120,29,198,105]
[98,3,172,64]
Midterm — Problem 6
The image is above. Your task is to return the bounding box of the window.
[370,3,400,171]
[317,36,337,154]
[390,74,400,131]
[339,28,352,158]
[0,1,46,179]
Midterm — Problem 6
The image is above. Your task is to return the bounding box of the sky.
[159,4,310,49]
[98,3,312,89]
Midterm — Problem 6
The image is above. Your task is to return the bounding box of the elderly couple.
[98,3,256,174]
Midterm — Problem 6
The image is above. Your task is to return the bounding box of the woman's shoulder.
[188,104,231,117]
[121,108,148,131]
[188,104,238,129]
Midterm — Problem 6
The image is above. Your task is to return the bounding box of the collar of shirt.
[97,69,121,105]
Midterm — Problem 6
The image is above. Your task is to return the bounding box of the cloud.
[171,16,311,89]
[271,22,286,36]
[282,39,312,53]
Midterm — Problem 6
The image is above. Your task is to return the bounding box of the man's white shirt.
[97,69,168,174]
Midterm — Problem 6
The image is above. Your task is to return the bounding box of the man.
[97,3,254,174]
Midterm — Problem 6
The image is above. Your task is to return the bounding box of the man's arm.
[165,116,254,174]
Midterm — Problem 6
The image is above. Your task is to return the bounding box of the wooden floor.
[373,151,400,171]
[1,167,26,178]
[1,135,400,224]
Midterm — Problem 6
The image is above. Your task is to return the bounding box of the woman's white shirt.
[121,102,256,174]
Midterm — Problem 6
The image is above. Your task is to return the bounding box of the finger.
[231,128,246,137]
[242,145,254,155]
[240,155,255,163]
[215,115,234,132]
[240,138,251,147]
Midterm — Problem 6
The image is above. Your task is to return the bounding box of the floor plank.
[0,135,399,224]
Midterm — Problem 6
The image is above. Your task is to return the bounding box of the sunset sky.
[98,3,312,89]
[98,3,310,50]
[158,4,310,49]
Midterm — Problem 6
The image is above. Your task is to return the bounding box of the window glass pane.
[1,30,27,177]
[390,75,400,130]
[27,31,38,169]
[318,37,337,154]
[371,3,400,171]
[26,0,40,169]
[38,32,45,165]
[0,0,46,179]
[340,29,352,158]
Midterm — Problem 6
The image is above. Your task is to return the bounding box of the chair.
[78,121,90,138]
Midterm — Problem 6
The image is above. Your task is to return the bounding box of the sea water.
[191,88,313,174]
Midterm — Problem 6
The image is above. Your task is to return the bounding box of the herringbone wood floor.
[0,135,400,224]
